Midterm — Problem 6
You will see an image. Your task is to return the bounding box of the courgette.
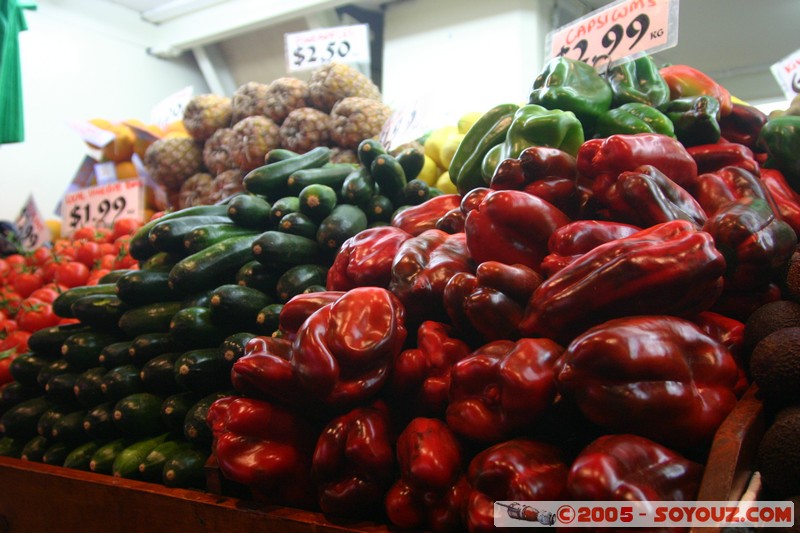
[0,397,53,439]
[316,204,368,252]
[183,391,232,446]
[112,433,170,479]
[101,364,143,403]
[73,366,108,408]
[277,211,318,240]
[129,332,181,367]
[118,301,183,338]
[251,230,320,267]
[0,437,22,458]
[129,205,229,261]
[162,445,208,489]
[36,404,74,439]
[173,348,228,394]
[396,145,426,180]
[51,409,87,443]
[287,164,354,195]
[138,440,191,483]
[27,322,94,356]
[70,294,130,330]
[243,145,331,200]
[148,215,233,254]
[299,183,338,222]
[226,194,273,229]
[371,153,408,203]
[357,138,387,168]
[264,148,299,164]
[36,358,71,390]
[116,269,174,306]
[98,269,135,284]
[235,260,279,293]
[400,178,432,205]
[183,223,259,255]
[82,402,118,440]
[9,352,56,386]
[98,340,134,369]
[275,264,329,302]
[364,194,395,224]
[63,440,102,470]
[89,438,128,474]
[160,392,198,432]
[42,441,71,466]
[220,332,258,366]
[62,330,120,371]
[140,352,181,395]
[340,167,376,206]
[52,284,117,319]
[139,251,183,271]
[0,381,41,411]
[180,290,215,309]
[169,306,231,348]
[269,196,301,226]
[113,392,167,437]
[44,372,80,404]
[209,284,272,328]
[168,234,260,295]
[256,304,283,335]
[20,435,51,462]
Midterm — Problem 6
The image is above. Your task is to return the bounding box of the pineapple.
[183,94,233,142]
[210,169,244,204]
[231,81,270,124]
[230,116,280,172]
[307,63,381,113]
[329,97,392,151]
[143,137,204,192]
[279,107,332,153]
[178,172,215,208]
[203,127,237,175]
[330,147,359,165]
[264,77,309,124]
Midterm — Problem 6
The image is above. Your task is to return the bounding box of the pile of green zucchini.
[0,142,433,490]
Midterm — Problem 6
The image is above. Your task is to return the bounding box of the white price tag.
[67,120,116,147]
[150,86,194,130]
[94,161,118,185]
[285,24,370,73]
[546,0,679,70]
[771,48,800,99]
[15,195,52,251]
[60,180,145,238]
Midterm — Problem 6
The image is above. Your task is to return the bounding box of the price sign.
[150,86,194,130]
[94,161,118,185]
[67,120,115,147]
[61,179,145,238]
[15,195,51,251]
[546,0,679,70]
[285,24,370,73]
[771,48,800,99]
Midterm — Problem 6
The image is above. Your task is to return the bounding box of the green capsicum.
[758,115,800,185]
[481,104,584,182]
[659,95,722,147]
[593,102,675,138]
[605,54,670,108]
[529,56,613,132]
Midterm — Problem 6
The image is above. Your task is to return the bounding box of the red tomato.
[0,351,17,384]
[17,298,60,332]
[86,268,111,286]
[96,254,116,271]
[94,227,113,243]
[112,217,143,240]
[0,258,9,278]
[54,261,91,288]
[58,317,81,325]
[0,329,30,354]
[72,226,99,241]
[28,285,62,304]
[52,239,77,259]
[5,254,26,271]
[0,289,22,317]
[13,270,44,298]
[74,241,102,268]
[27,247,53,267]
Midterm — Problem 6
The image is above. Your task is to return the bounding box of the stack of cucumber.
[0,141,432,490]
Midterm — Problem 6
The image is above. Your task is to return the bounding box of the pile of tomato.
[0,218,144,386]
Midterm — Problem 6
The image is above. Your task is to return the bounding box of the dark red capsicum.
[435,208,466,234]
[692,311,749,397]
[276,290,345,339]
[391,194,462,236]
[312,403,395,517]
[206,395,318,508]
[326,226,412,291]
[710,282,782,323]
[385,417,468,533]
[466,439,569,533]
[464,189,570,273]
[540,220,641,277]
[567,433,704,501]
[443,261,543,342]
[719,103,768,151]
[446,337,563,444]
[760,167,800,237]
[389,320,472,417]
[520,220,726,343]
[556,315,739,450]
[687,142,760,175]
[685,165,771,217]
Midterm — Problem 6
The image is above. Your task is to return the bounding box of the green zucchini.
[243,145,331,200]
[52,284,117,319]
[302,285,327,294]
[20,435,51,462]
[371,153,408,203]
[62,330,120,371]
[51,409,87,443]
[37,404,74,439]
[357,138,387,168]
[9,352,56,386]
[316,204,368,252]
[101,364,143,403]
[396,145,426,180]
[168,234,260,295]
[162,445,208,489]
[98,269,135,284]
[209,284,272,328]
[116,269,174,306]
[160,392,199,432]
[400,178,432,206]
[0,397,53,439]
[36,358,71,390]
[129,205,229,261]
[129,332,181,367]
[70,294,130,330]
[63,440,102,470]
[226,194,273,229]
[169,306,231,348]
[173,348,228,394]
[112,433,170,479]
[113,392,167,437]
[276,264,329,303]
[139,251,183,271]
[140,352,181,395]
[220,332,258,366]
[235,260,279,293]
[251,230,320,267]
[118,301,183,338]
[98,340,134,369]
[183,223,259,255]
[277,211,318,240]
[89,438,128,474]
[264,148,299,164]
[364,194,395,224]
[180,290,215,309]
[44,372,80,404]
[287,164,354,195]
[340,167,376,206]
[299,183,338,222]
[0,381,41,411]
[73,366,108,408]
[184,391,232,446]
[256,304,283,335]
[42,441,71,466]
[27,322,94,356]
[269,196,301,226]
[148,215,233,254]
[139,439,192,483]
[82,402,118,440]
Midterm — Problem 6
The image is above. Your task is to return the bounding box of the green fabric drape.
[1,0,36,144]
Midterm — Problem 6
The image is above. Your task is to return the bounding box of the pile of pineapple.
[144,63,392,209]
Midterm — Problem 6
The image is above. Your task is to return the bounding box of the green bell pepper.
[606,55,670,108]
[529,56,612,132]
[758,115,800,185]
[594,103,675,138]
[659,95,721,147]
[480,104,584,183]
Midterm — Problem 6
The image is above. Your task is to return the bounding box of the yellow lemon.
[439,132,465,170]
[45,219,61,241]
[416,155,441,186]
[436,171,458,194]
[424,126,459,168]
[457,111,484,134]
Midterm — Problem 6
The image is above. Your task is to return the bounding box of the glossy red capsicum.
[520,220,726,343]
[540,220,641,277]
[326,226,412,291]
[312,403,395,517]
[719,103,768,150]
[760,167,800,237]
[275,290,345,339]
[464,189,570,273]
[206,396,317,508]
[568,433,704,502]
[557,315,739,449]
[686,142,760,175]
[443,261,543,342]
[685,165,771,217]
[391,194,462,236]
[466,439,569,533]
[659,64,733,117]
[385,417,468,533]
[692,311,748,397]
[446,337,563,443]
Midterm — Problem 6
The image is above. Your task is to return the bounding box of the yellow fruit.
[436,171,458,194]
[424,126,459,168]
[416,155,441,186]
[115,161,138,180]
[164,130,191,140]
[439,133,465,170]
[457,111,484,134]
[45,219,61,241]
[164,120,188,136]
[100,123,136,163]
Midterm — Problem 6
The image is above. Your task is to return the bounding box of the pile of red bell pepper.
[206,57,800,531]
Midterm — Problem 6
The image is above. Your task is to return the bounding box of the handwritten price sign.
[60,180,144,238]
[285,24,370,73]
[150,86,194,130]
[771,48,800,99]
[15,195,51,251]
[547,0,678,70]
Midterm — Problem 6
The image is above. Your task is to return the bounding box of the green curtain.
[1,0,36,144]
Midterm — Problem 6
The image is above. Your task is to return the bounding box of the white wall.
[0,0,209,220]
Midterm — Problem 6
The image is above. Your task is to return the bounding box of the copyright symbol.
[558,505,576,524]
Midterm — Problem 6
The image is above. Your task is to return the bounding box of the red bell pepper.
[719,103,768,150]
[459,187,492,215]
[686,142,760,175]
[231,335,298,402]
[577,133,698,189]
[659,64,733,117]
[692,311,748,397]
[326,226,412,291]
[443,262,543,341]
[276,291,345,339]
[520,220,726,343]
[435,208,466,234]
[464,189,570,273]
[489,145,577,191]
[540,220,641,277]
[391,194,462,236]
[385,417,467,533]
[312,403,395,517]
[568,433,703,502]
[710,282,782,323]
[389,321,472,417]
[206,396,317,507]
[557,315,739,449]
[389,229,474,324]
[760,167,800,236]
[466,439,569,532]
[446,337,563,443]
[687,166,773,218]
